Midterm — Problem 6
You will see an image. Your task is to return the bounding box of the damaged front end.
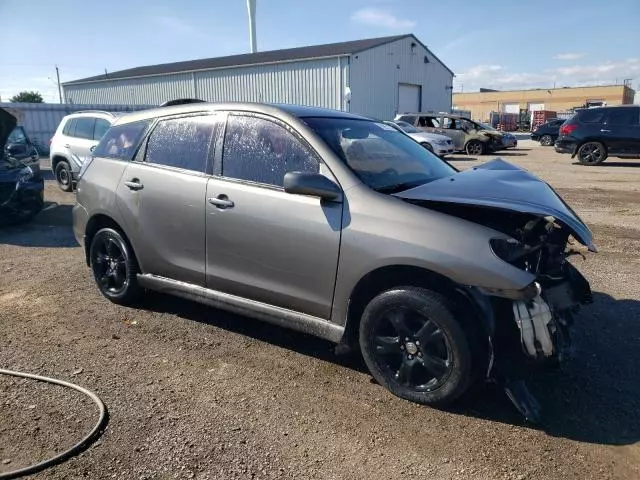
[395,159,595,422]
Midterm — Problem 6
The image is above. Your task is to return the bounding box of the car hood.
[394,158,595,251]
[410,132,451,142]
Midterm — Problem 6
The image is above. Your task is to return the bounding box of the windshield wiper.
[375,180,429,194]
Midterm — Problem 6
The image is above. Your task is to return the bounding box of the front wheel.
[359,287,485,406]
[540,134,554,146]
[89,228,141,305]
[577,142,607,165]
[465,140,484,156]
[420,142,434,153]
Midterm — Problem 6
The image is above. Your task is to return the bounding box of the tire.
[540,134,554,146]
[420,142,435,153]
[465,140,484,156]
[359,287,485,406]
[89,228,141,305]
[55,160,73,192]
[577,142,607,165]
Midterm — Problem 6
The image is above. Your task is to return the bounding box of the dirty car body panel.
[74,102,594,421]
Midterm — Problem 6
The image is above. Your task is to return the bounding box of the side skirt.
[137,274,345,343]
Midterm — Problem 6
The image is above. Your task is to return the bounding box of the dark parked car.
[0,108,44,225]
[555,105,640,165]
[531,118,565,146]
[74,102,594,422]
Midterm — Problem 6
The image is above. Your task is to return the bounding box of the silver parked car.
[73,102,595,421]
[384,121,454,157]
[50,111,118,191]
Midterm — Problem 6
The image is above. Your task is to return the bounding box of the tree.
[10,91,44,103]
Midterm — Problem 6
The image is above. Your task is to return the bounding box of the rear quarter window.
[93,120,151,160]
[579,110,606,124]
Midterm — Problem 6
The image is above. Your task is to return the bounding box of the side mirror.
[283,172,342,201]
[6,143,27,156]
[90,145,97,152]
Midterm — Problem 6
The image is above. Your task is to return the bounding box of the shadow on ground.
[142,289,640,447]
[0,204,78,248]
[572,161,640,168]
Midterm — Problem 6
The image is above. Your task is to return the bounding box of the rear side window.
[93,120,151,160]
[607,108,639,126]
[74,118,95,139]
[396,115,417,125]
[63,118,77,136]
[418,116,440,128]
[93,118,111,140]
[579,110,606,124]
[222,115,319,187]
[144,116,216,173]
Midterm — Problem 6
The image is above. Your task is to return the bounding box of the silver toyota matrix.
[73,102,595,422]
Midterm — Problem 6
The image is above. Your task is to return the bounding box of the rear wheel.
[465,140,484,156]
[540,134,554,146]
[55,161,73,192]
[420,142,434,153]
[577,142,607,165]
[89,228,141,305]
[359,287,485,406]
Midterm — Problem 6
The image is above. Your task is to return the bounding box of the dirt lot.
[1,142,639,479]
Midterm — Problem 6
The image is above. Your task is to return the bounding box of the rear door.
[205,113,342,318]
[70,117,99,165]
[116,114,218,286]
[604,108,640,154]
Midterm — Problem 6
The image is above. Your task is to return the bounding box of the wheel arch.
[51,154,69,171]
[84,214,136,267]
[340,264,494,350]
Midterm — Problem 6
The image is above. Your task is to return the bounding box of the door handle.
[124,179,143,191]
[63,144,71,148]
[208,195,234,209]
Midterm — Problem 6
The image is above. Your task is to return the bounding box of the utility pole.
[55,65,63,104]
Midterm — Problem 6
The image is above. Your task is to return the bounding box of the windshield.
[394,121,421,133]
[303,117,456,193]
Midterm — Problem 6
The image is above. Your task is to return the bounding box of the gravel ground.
[1,144,638,479]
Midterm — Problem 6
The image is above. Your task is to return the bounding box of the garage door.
[528,103,545,111]
[502,103,520,113]
[398,84,421,114]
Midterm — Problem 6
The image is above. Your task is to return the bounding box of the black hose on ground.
[0,369,108,479]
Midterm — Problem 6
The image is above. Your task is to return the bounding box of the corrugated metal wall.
[64,58,346,110]
[0,102,150,154]
[64,73,193,105]
[349,37,453,120]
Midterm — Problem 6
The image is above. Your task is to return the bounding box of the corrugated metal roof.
[65,34,444,85]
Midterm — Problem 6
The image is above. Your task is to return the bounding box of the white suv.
[50,111,118,191]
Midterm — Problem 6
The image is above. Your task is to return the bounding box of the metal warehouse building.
[63,34,454,120]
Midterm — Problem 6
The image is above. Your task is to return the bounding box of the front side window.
[93,118,111,140]
[75,118,95,140]
[304,117,456,193]
[145,116,216,173]
[607,108,639,126]
[222,115,319,187]
[93,120,150,160]
[7,127,27,145]
[418,116,439,128]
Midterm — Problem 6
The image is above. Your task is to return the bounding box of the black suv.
[555,105,640,165]
[531,118,565,146]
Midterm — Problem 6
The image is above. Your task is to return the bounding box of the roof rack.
[159,98,206,107]
[70,110,118,116]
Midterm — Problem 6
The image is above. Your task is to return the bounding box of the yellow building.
[453,85,636,122]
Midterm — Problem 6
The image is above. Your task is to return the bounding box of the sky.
[1,0,639,103]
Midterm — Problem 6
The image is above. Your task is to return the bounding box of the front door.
[440,117,466,150]
[116,114,218,286]
[205,113,342,319]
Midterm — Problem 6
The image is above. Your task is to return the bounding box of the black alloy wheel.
[465,140,484,156]
[577,142,607,165]
[55,161,73,192]
[540,134,554,146]
[90,228,140,304]
[360,287,483,406]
